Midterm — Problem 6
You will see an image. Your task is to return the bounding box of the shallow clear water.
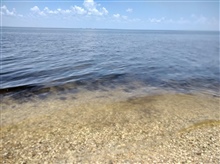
[1,27,219,97]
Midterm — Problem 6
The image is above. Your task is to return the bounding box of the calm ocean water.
[1,27,219,97]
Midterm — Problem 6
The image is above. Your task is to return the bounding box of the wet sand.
[1,88,220,163]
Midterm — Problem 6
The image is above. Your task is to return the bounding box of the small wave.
[0,73,127,97]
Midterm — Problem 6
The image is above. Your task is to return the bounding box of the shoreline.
[1,90,220,163]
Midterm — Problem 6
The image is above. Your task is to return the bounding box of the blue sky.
[1,0,219,31]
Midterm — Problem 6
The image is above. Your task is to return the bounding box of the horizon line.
[1,26,219,32]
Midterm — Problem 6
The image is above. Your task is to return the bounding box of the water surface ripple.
[1,27,219,95]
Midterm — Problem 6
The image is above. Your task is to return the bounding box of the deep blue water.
[1,27,219,96]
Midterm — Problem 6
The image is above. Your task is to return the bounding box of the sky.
[1,0,219,31]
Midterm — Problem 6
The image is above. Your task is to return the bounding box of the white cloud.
[148,17,192,24]
[44,7,58,14]
[112,13,141,23]
[83,0,108,16]
[1,5,23,17]
[149,17,165,23]
[30,6,40,12]
[42,6,86,15]
[71,6,87,15]
[126,8,133,13]
[113,14,127,20]
[30,0,108,17]
[113,13,120,18]
[101,7,108,15]
[30,6,46,16]
[83,0,96,11]
[31,6,85,16]
[113,13,139,23]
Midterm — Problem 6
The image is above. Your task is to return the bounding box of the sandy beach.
[1,88,220,163]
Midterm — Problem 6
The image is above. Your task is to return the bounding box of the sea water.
[1,27,220,163]
[1,27,219,98]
